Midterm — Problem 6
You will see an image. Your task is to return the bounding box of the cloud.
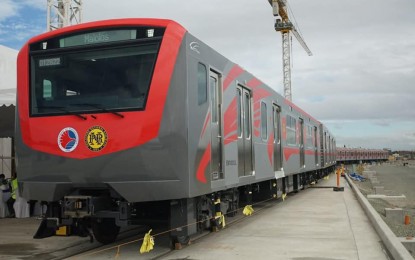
[0,0,45,21]
[0,1,45,49]
[332,122,415,150]
[373,120,391,127]
[19,0,45,10]
[337,134,413,150]
[0,21,44,48]
[0,0,19,21]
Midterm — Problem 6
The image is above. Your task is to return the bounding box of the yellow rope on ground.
[114,246,120,259]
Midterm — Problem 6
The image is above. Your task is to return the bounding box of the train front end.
[15,19,188,243]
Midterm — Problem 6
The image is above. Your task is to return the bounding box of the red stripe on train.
[284,147,299,161]
[223,65,244,91]
[196,143,211,183]
[200,112,211,139]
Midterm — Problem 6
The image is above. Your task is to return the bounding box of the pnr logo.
[58,127,79,153]
[85,126,108,152]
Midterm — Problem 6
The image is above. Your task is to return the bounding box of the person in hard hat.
[6,174,18,218]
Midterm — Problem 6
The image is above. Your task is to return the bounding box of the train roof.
[21,18,186,51]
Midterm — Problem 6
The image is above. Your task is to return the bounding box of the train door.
[299,118,305,168]
[314,126,318,166]
[272,104,283,171]
[210,71,223,180]
[237,85,253,177]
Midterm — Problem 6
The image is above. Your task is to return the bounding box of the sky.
[0,0,414,151]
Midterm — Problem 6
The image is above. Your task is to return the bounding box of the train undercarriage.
[34,167,334,245]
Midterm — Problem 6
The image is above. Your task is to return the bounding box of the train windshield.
[30,43,159,116]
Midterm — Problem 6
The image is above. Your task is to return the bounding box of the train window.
[237,88,242,137]
[31,44,158,115]
[197,63,207,105]
[261,101,267,140]
[306,125,313,148]
[42,80,52,98]
[210,75,218,123]
[244,92,251,138]
[286,115,297,145]
[324,133,328,151]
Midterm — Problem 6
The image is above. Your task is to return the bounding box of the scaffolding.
[47,0,83,31]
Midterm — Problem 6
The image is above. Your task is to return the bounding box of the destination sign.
[59,29,137,48]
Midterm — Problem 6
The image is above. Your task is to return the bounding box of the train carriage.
[16,18,336,244]
[336,147,388,163]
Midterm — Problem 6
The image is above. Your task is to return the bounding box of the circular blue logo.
[58,127,79,152]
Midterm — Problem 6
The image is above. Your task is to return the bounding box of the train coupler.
[63,196,93,218]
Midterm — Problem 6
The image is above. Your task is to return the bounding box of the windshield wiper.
[37,106,87,120]
[71,103,124,118]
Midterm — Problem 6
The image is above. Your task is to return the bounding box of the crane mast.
[269,0,312,101]
[47,0,83,31]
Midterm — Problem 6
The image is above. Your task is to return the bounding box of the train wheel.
[91,218,120,244]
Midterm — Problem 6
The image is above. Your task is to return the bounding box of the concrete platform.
[155,175,389,260]
[0,175,392,259]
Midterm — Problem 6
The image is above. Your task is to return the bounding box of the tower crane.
[268,0,312,101]
[47,0,83,31]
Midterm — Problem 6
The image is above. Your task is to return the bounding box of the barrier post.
[337,169,340,187]
[333,168,344,192]
[404,215,410,225]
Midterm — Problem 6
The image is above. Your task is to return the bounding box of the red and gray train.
[336,147,388,163]
[16,18,340,244]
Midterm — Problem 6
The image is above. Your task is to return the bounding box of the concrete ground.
[0,217,102,260]
[0,173,391,260]
[0,218,150,260]
[155,174,389,260]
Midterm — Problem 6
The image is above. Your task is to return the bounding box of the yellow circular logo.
[85,126,108,151]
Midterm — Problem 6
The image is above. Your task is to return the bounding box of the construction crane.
[47,0,83,31]
[268,0,312,101]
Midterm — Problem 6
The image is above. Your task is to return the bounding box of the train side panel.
[184,32,333,198]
